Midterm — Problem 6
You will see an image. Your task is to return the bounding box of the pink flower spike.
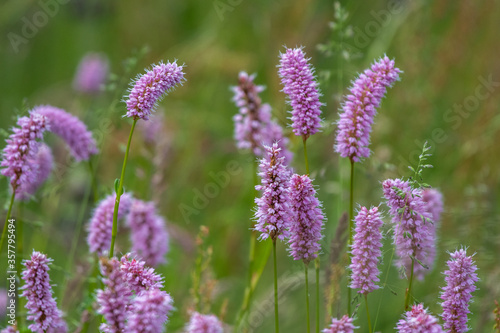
[421,188,444,277]
[126,289,173,333]
[73,52,109,94]
[126,61,185,120]
[278,47,323,140]
[335,56,401,162]
[396,303,443,333]
[186,312,223,333]
[322,315,356,333]
[16,143,53,201]
[349,206,384,294]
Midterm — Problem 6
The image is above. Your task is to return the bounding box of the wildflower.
[126,199,169,267]
[87,193,132,256]
[186,312,223,333]
[382,178,433,278]
[126,289,173,333]
[126,61,185,120]
[420,188,444,278]
[254,143,291,241]
[0,327,18,333]
[288,174,324,264]
[232,71,292,162]
[33,105,98,161]
[16,143,53,200]
[322,315,356,333]
[350,206,384,294]
[335,56,401,162]
[396,304,443,333]
[1,112,47,191]
[21,251,67,333]
[120,253,164,293]
[73,52,109,94]
[278,47,322,140]
[97,258,131,333]
[440,249,478,333]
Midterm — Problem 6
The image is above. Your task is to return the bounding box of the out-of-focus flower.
[322,315,356,333]
[73,52,109,94]
[186,312,223,333]
[16,143,53,200]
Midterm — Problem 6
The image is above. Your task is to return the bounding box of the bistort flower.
[322,315,356,333]
[421,188,444,277]
[278,47,322,140]
[288,174,324,264]
[349,206,384,294]
[33,105,98,162]
[21,251,67,333]
[396,303,443,333]
[126,61,185,120]
[126,289,173,333]
[73,52,109,94]
[440,249,478,333]
[186,312,223,333]
[16,143,53,200]
[335,56,401,162]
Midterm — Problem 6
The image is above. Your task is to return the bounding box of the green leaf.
[114,178,120,194]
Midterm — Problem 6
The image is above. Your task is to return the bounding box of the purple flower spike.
[350,206,384,294]
[126,61,185,120]
[126,199,169,267]
[186,312,223,333]
[33,105,98,162]
[126,289,173,333]
[120,253,164,293]
[254,143,291,241]
[232,71,292,163]
[421,188,444,277]
[97,258,131,333]
[278,47,322,140]
[322,315,356,333]
[21,251,67,333]
[16,143,53,201]
[0,327,18,333]
[382,178,433,279]
[396,304,443,333]
[87,193,132,256]
[335,56,401,162]
[1,112,48,191]
[73,52,109,94]
[440,249,478,333]
[288,174,324,264]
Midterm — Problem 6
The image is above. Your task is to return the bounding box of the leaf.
[114,178,120,194]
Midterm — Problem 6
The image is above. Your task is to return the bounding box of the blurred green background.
[1,0,499,331]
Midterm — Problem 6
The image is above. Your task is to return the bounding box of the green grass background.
[0,0,499,331]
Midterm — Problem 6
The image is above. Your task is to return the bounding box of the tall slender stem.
[88,160,99,203]
[273,239,279,333]
[404,258,415,310]
[303,137,310,175]
[365,294,372,333]
[0,190,16,256]
[305,263,311,333]
[315,258,320,333]
[347,159,354,316]
[109,118,138,258]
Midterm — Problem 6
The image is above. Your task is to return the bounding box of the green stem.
[305,263,311,333]
[365,294,372,333]
[404,258,415,310]
[273,239,279,333]
[303,137,310,175]
[315,258,320,333]
[88,160,99,203]
[109,118,137,258]
[0,189,16,256]
[347,159,354,316]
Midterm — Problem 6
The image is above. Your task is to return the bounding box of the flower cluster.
[126,61,185,120]
[421,188,444,275]
[97,254,173,333]
[186,312,223,333]
[396,304,443,333]
[87,192,132,256]
[288,174,324,264]
[33,105,98,162]
[232,71,292,163]
[126,199,170,267]
[322,315,356,333]
[1,112,48,191]
[254,143,291,241]
[20,251,67,333]
[16,143,53,200]
[349,206,384,294]
[440,249,478,333]
[383,178,433,279]
[278,47,322,139]
[335,56,401,162]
